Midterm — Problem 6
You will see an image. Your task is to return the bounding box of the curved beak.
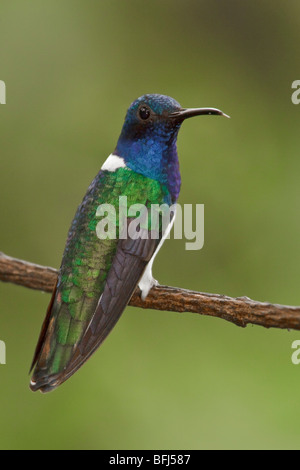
[170,107,230,121]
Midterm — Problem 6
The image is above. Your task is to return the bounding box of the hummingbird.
[30,94,228,393]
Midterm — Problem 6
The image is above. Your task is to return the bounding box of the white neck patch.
[101,154,126,172]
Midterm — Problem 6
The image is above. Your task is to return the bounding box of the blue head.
[115,94,227,202]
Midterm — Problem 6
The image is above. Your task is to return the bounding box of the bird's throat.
[115,131,181,202]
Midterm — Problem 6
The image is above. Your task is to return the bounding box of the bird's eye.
[139,106,151,121]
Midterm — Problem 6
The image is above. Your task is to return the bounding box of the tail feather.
[29,280,58,374]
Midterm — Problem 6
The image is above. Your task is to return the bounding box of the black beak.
[170,107,230,121]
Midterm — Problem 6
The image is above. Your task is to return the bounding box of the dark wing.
[31,228,159,392]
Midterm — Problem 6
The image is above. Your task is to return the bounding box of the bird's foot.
[138,274,159,301]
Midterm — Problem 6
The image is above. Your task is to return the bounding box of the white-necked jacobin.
[30,94,228,392]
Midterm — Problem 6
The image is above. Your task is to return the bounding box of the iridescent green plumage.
[30,167,168,390]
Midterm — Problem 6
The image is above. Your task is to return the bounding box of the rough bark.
[1,251,299,330]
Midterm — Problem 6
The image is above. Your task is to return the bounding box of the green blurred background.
[0,0,300,450]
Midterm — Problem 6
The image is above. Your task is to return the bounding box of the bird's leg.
[138,211,177,300]
[138,262,158,301]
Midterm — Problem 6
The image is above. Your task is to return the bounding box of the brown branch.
[1,251,300,331]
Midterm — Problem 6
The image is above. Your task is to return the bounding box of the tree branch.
[1,251,300,331]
